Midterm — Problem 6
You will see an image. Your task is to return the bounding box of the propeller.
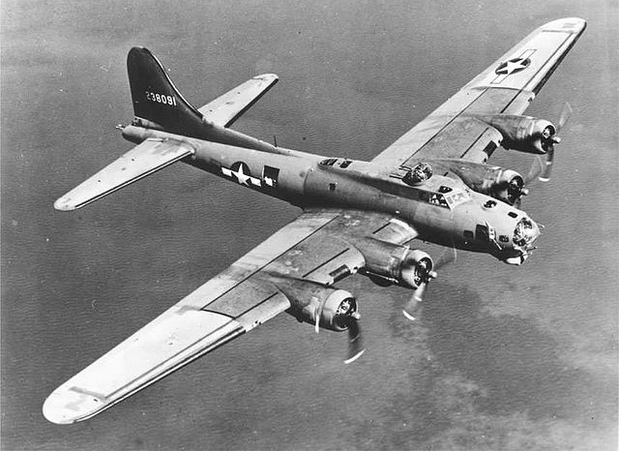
[524,155,545,185]
[343,312,365,364]
[314,297,365,364]
[314,297,327,334]
[402,287,425,321]
[536,102,572,182]
[402,246,457,321]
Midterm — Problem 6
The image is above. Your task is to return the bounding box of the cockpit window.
[320,158,338,166]
[419,188,471,209]
[419,191,448,208]
[320,158,353,168]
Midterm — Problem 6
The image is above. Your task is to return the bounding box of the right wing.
[371,18,586,167]
[43,210,416,424]
[54,138,194,211]
[198,74,279,127]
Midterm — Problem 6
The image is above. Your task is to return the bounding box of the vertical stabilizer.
[127,47,204,136]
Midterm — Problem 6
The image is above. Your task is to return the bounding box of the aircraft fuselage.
[122,125,540,264]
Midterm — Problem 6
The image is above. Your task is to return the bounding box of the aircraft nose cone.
[528,218,541,244]
[504,216,541,265]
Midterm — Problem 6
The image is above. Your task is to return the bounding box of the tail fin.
[127,47,204,136]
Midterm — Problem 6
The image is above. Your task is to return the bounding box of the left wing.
[198,74,279,127]
[43,210,416,424]
[371,18,586,167]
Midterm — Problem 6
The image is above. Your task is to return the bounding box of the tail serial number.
[145,91,177,106]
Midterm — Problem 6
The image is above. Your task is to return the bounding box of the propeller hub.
[414,257,433,285]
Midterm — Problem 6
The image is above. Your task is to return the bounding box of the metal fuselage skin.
[123,125,540,264]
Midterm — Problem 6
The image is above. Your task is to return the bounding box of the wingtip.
[43,396,74,425]
[54,196,77,211]
[541,17,587,33]
[253,73,279,83]
[43,387,108,425]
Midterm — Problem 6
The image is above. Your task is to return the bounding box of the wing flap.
[198,74,279,127]
[54,139,194,211]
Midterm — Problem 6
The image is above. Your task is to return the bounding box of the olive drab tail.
[127,47,205,136]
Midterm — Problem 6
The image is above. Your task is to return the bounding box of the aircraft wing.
[198,74,279,127]
[371,18,586,167]
[54,138,195,211]
[43,209,416,424]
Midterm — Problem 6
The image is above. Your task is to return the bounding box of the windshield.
[419,188,471,210]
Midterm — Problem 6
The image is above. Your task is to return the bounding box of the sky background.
[2,0,617,450]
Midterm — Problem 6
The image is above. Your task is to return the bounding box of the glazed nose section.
[503,216,541,265]
[529,219,541,243]
[513,216,540,248]
[526,218,540,244]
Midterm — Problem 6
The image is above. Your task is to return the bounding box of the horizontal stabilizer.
[54,139,194,211]
[198,74,278,127]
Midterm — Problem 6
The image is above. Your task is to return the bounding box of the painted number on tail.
[145,91,177,106]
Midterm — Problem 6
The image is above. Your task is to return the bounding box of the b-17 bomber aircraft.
[44,18,586,424]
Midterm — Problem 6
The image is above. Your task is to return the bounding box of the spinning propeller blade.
[402,247,456,321]
[558,102,573,131]
[525,156,545,184]
[314,295,364,363]
[402,289,424,321]
[343,313,365,364]
[539,102,572,182]
[314,298,326,334]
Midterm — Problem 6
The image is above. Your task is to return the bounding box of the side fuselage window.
[476,224,490,242]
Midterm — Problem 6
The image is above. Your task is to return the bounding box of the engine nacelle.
[284,285,358,332]
[357,238,434,289]
[475,114,556,155]
[428,159,526,206]
[487,168,526,205]
[458,166,525,206]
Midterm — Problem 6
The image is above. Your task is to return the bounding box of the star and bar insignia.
[490,49,536,85]
[221,162,279,189]
[495,57,531,75]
